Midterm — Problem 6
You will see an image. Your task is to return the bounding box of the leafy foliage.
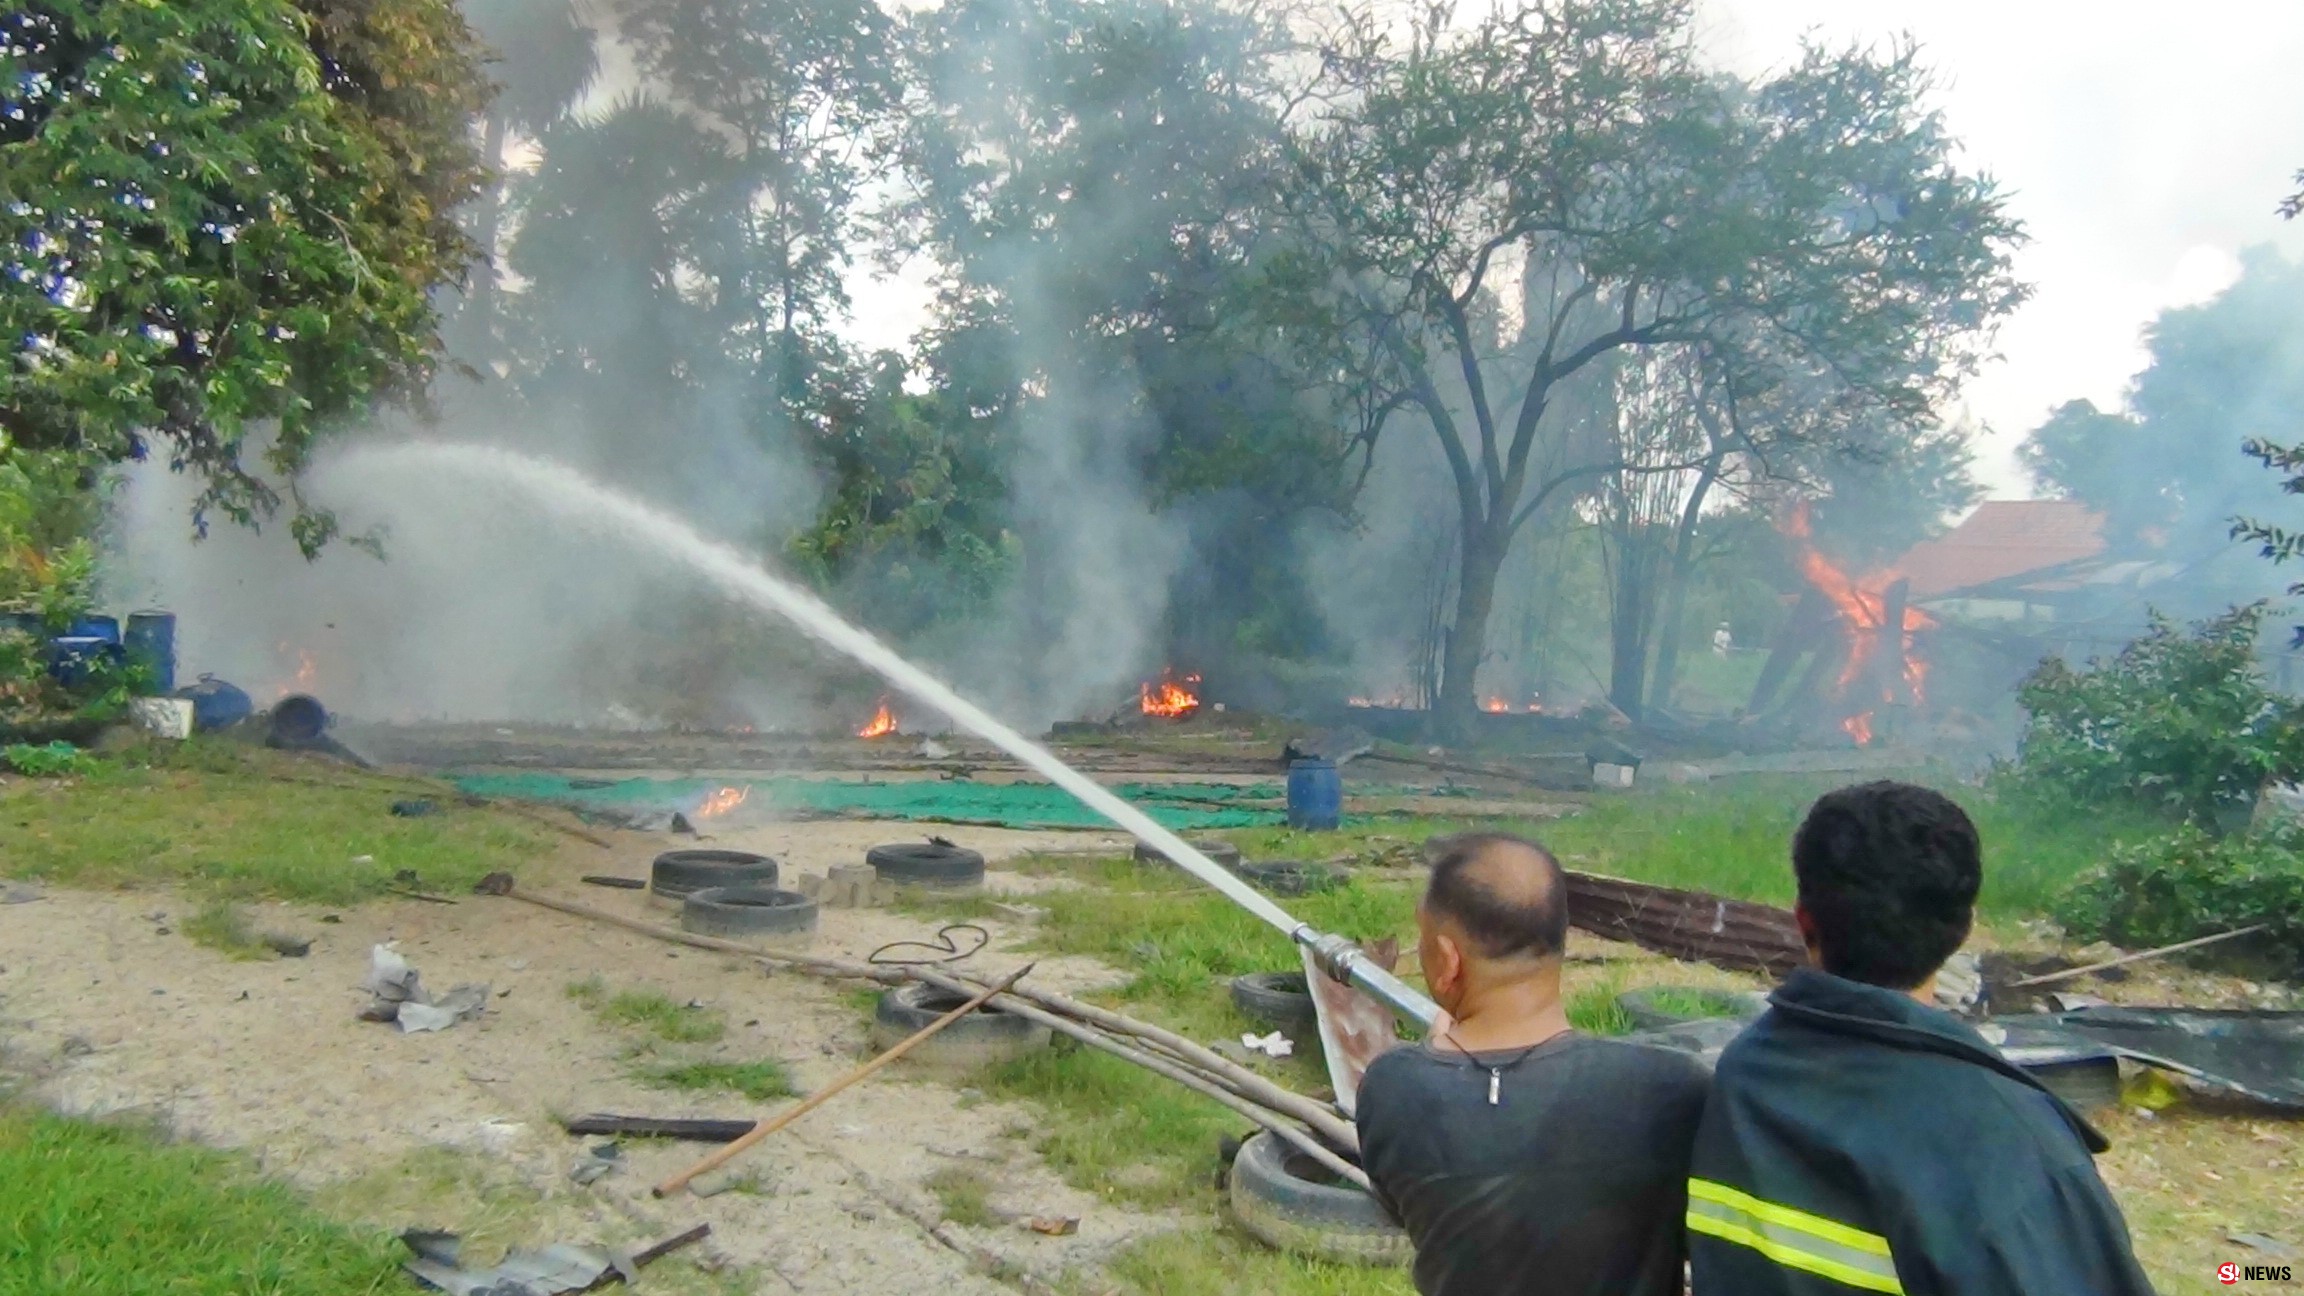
[1,739,94,776]
[0,0,487,547]
[2056,824,2304,977]
[0,443,100,625]
[2010,605,2304,827]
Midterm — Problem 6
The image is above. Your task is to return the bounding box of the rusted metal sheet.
[1565,871,1806,978]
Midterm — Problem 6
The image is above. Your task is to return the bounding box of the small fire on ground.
[1141,670,1201,719]
[1482,696,1542,714]
[857,698,899,739]
[274,641,318,699]
[695,785,749,819]
[1783,503,1934,747]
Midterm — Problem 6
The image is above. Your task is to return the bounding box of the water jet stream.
[341,444,1436,1028]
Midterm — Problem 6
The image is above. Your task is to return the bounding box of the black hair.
[1423,832,1568,962]
[1792,781,1982,990]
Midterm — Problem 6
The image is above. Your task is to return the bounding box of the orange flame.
[696,785,749,818]
[1482,696,1510,714]
[1783,503,1933,746]
[857,698,898,739]
[274,641,319,699]
[1141,670,1202,718]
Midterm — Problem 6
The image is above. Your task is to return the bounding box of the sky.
[836,0,2304,499]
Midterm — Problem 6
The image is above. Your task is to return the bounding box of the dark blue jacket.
[1687,969,2155,1296]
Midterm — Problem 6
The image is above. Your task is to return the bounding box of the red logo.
[2220,1262,2241,1285]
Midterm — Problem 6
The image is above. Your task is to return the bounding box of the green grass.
[0,741,552,904]
[1072,1230,1414,1296]
[182,898,277,961]
[1638,987,1752,1020]
[926,1165,999,1228]
[1224,774,2166,924]
[637,1059,795,1102]
[565,977,727,1044]
[0,1103,401,1295]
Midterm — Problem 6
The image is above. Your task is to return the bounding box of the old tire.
[1231,972,1319,1033]
[1228,1130,1410,1267]
[1617,986,1770,1033]
[866,841,987,890]
[1134,838,1244,869]
[1238,859,1342,897]
[869,982,1050,1070]
[652,850,779,908]
[680,886,818,939]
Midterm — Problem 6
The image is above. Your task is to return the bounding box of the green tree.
[0,0,489,549]
[1259,0,2023,738]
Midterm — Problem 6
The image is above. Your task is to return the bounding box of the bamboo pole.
[899,966,1371,1191]
[485,881,1356,1149]
[2009,924,2271,989]
[653,963,1035,1197]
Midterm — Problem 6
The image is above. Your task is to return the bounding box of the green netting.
[449,772,1288,830]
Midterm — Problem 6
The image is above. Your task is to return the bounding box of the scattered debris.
[580,876,646,890]
[2228,1232,2297,1260]
[1,885,42,905]
[570,1143,621,1186]
[1240,1031,1294,1059]
[390,798,440,818]
[361,945,489,1033]
[399,1223,707,1295]
[988,902,1047,923]
[1023,1216,1080,1237]
[1934,952,1983,1014]
[798,862,890,909]
[1994,1006,2304,1112]
[563,1114,758,1143]
[686,1168,760,1199]
[262,932,313,958]
[920,738,953,760]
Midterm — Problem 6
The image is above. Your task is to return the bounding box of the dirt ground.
[0,820,1178,1294]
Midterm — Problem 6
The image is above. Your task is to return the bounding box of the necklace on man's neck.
[1440,1028,1560,1106]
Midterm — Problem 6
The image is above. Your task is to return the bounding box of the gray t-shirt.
[1355,1032,1710,1296]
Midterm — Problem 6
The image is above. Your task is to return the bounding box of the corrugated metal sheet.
[1565,871,1806,978]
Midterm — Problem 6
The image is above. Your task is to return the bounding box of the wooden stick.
[652,963,1035,1197]
[2010,924,2272,989]
[487,882,1354,1146]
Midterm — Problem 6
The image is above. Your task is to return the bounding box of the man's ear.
[1429,930,1465,993]
[1793,903,1823,969]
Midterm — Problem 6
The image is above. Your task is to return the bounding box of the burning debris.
[694,786,748,819]
[1140,669,1201,719]
[1749,504,1937,746]
[857,698,899,739]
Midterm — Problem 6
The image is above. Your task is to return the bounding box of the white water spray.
[342,445,1433,1023]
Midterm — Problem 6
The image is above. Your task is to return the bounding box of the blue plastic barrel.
[1286,758,1343,831]
[173,675,253,732]
[69,613,120,644]
[48,636,124,688]
[124,610,176,694]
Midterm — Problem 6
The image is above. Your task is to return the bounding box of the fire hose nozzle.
[1295,929,1364,985]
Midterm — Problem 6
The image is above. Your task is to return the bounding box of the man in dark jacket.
[1688,781,2155,1296]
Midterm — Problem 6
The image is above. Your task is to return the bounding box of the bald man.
[1355,832,1710,1296]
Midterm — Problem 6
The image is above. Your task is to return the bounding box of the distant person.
[1687,782,2155,1296]
[1356,833,1709,1296]
[1712,622,1734,655]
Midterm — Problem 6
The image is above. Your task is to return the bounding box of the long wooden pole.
[2009,924,2270,989]
[653,963,1034,1197]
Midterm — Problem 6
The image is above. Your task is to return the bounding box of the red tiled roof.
[1894,500,2107,600]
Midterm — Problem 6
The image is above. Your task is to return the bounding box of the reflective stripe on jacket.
[1687,969,2157,1296]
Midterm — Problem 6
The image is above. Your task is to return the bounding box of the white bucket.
[129,697,195,741]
